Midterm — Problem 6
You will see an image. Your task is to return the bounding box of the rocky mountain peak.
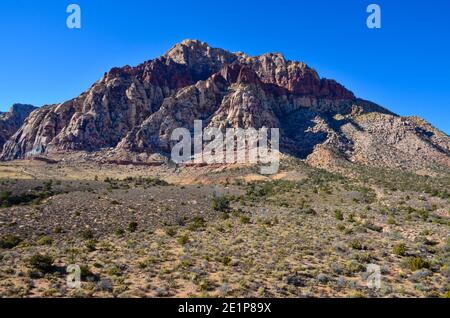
[164,39,237,79]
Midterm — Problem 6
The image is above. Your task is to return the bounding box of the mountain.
[0,104,37,148]
[1,40,449,173]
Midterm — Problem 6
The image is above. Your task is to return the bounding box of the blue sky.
[0,0,449,134]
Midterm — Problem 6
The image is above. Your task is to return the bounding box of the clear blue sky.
[0,0,449,134]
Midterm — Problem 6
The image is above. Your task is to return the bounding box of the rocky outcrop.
[1,40,449,173]
[0,104,37,148]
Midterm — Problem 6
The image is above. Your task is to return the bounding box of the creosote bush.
[404,257,430,271]
[37,236,53,246]
[335,210,344,221]
[392,243,407,256]
[0,234,22,249]
[188,217,206,231]
[128,222,138,233]
[212,196,231,212]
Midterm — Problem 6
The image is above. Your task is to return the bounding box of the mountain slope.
[0,104,37,148]
[1,40,449,174]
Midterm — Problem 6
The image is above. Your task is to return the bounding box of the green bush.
[128,222,138,233]
[28,254,54,272]
[392,243,407,256]
[79,265,94,280]
[177,235,190,245]
[334,210,344,221]
[387,216,396,225]
[218,255,232,266]
[107,265,122,277]
[349,240,366,250]
[80,230,94,240]
[165,227,177,237]
[0,182,56,207]
[0,234,22,249]
[144,178,170,187]
[85,239,97,252]
[239,215,251,224]
[188,217,206,231]
[37,236,53,246]
[212,196,231,212]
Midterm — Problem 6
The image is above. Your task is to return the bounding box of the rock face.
[1,40,449,173]
[0,104,37,148]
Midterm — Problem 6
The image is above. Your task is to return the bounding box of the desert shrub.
[354,252,373,263]
[43,180,53,191]
[188,217,206,231]
[28,254,54,272]
[177,235,190,245]
[198,280,215,292]
[79,265,94,280]
[212,196,230,212]
[347,213,355,223]
[107,265,122,276]
[128,222,138,233]
[37,236,53,246]
[439,264,450,277]
[80,230,94,240]
[239,215,251,224]
[141,178,170,187]
[176,256,192,269]
[176,216,187,226]
[115,228,125,236]
[165,227,177,237]
[0,190,50,207]
[335,210,344,221]
[85,239,97,252]
[218,255,232,266]
[0,234,22,249]
[349,240,367,250]
[417,209,429,221]
[404,257,430,271]
[344,261,365,275]
[393,243,407,256]
[387,216,396,225]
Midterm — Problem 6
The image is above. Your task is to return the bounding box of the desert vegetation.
[0,159,449,298]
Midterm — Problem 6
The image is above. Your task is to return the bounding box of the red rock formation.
[1,40,449,173]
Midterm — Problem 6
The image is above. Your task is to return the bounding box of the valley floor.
[0,159,449,298]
